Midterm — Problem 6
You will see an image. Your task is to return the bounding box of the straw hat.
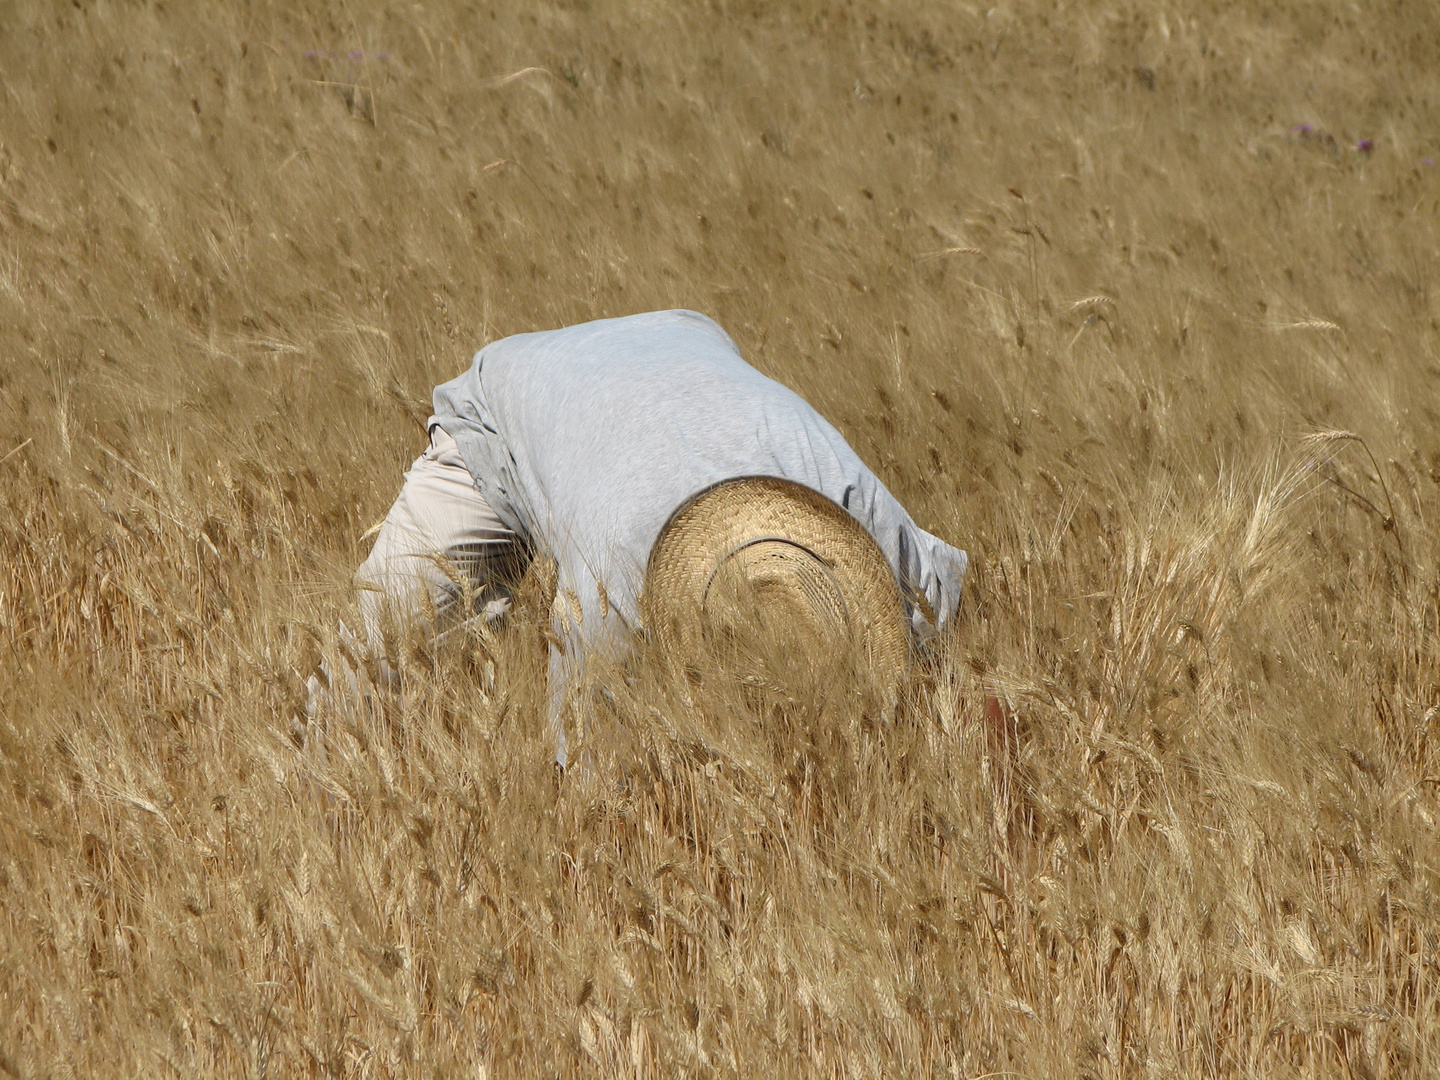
[642,477,909,693]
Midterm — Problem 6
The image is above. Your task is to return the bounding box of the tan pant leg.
[354,426,522,664]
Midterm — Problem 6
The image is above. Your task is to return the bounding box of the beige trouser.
[355,426,522,659]
[309,427,523,710]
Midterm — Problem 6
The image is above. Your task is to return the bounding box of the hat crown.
[703,538,849,654]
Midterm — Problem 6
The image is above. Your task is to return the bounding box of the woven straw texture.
[642,477,909,691]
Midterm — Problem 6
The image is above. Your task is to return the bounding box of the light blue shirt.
[432,310,968,693]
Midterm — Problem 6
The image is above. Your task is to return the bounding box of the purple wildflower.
[1355,138,1373,153]
[304,48,322,60]
[348,48,364,60]
[1291,123,1314,136]
[1422,157,1435,168]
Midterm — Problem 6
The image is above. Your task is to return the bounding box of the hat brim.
[642,476,909,693]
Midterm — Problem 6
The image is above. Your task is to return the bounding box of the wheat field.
[2,1,1439,1076]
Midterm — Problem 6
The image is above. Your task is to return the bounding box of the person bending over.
[344,309,968,764]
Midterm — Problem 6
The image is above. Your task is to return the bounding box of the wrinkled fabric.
[355,426,519,649]
[431,310,969,676]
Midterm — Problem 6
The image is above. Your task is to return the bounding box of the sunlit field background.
[3,1,1440,1075]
